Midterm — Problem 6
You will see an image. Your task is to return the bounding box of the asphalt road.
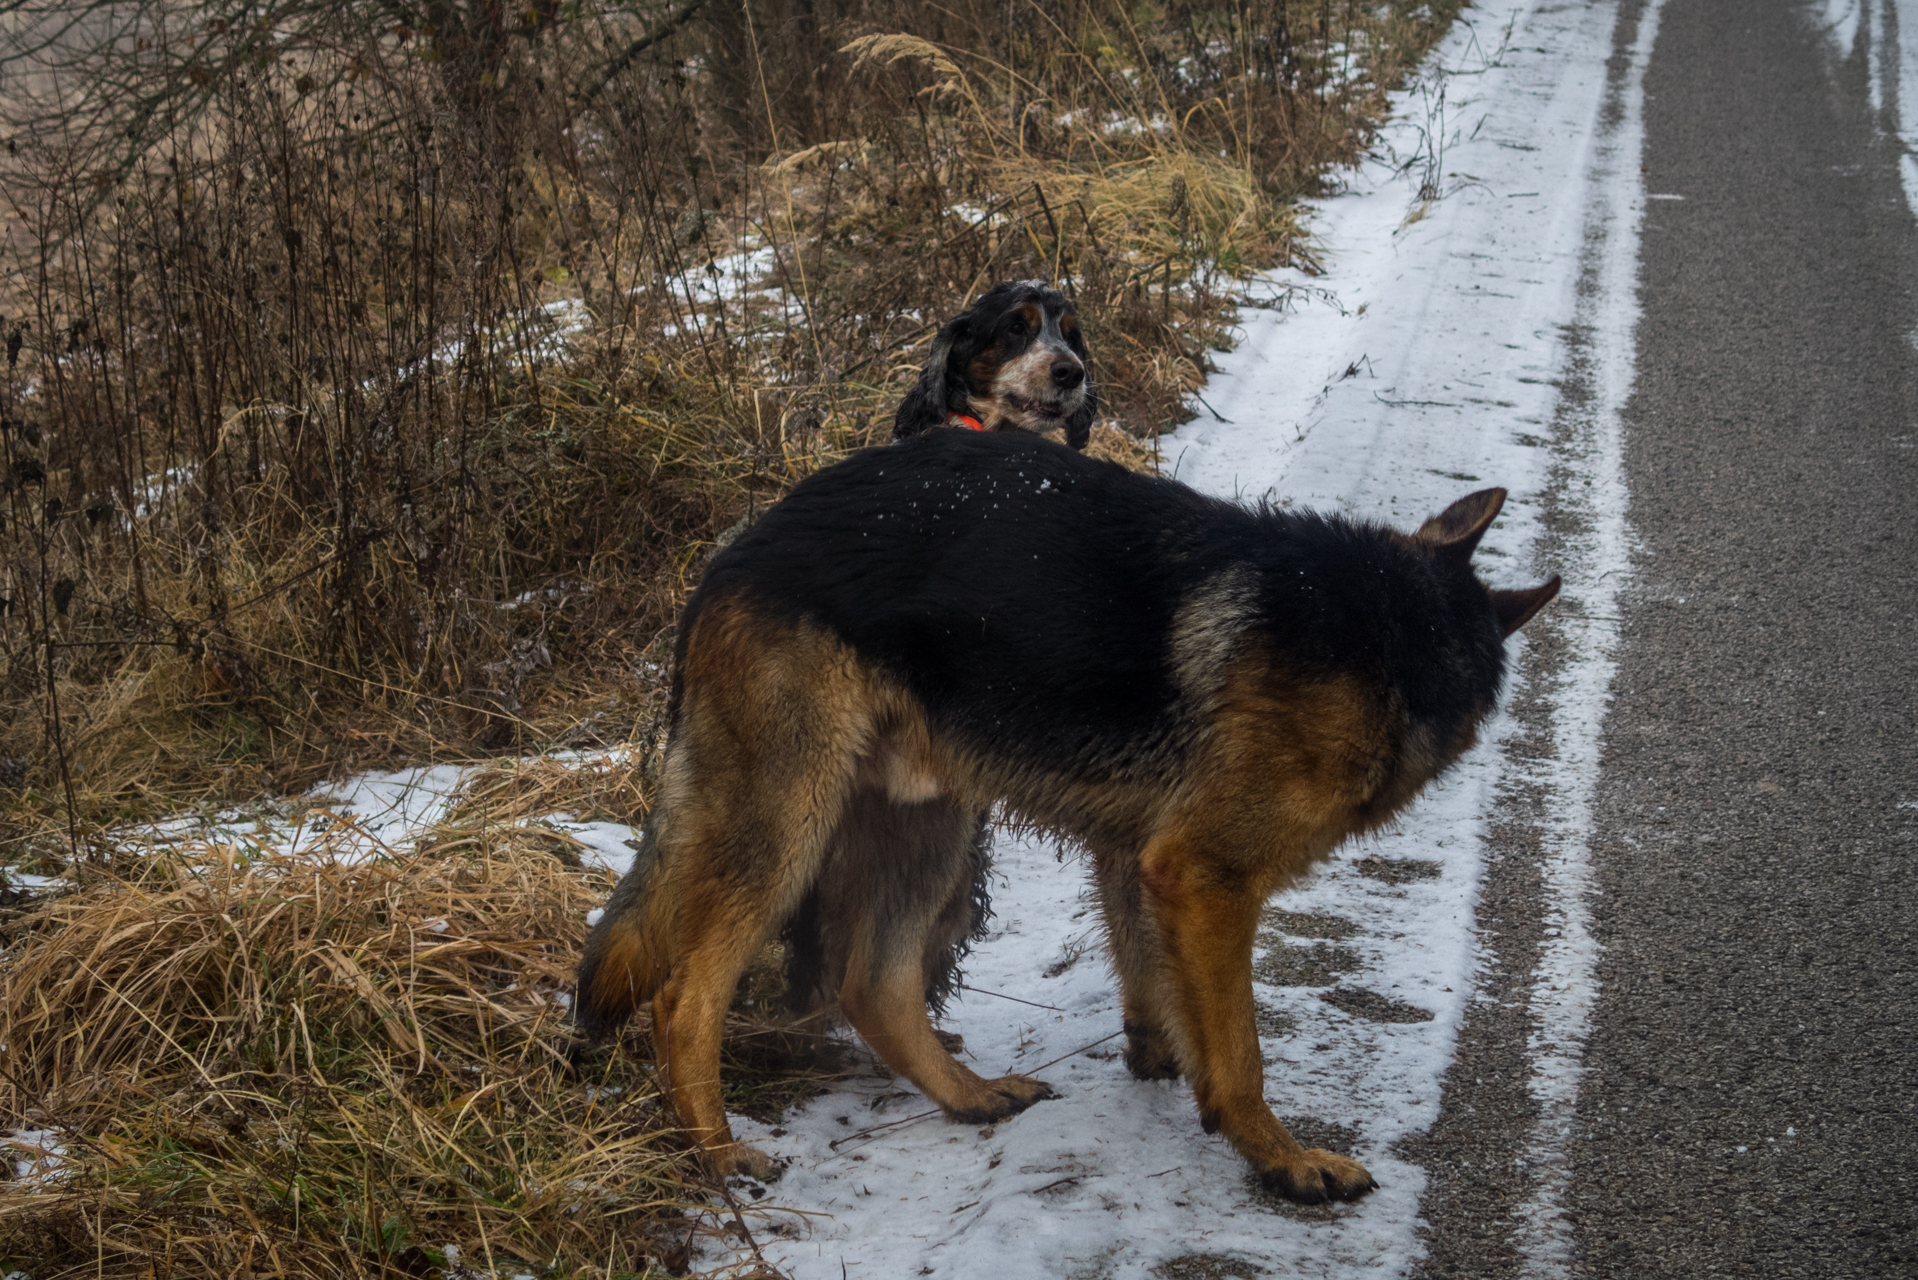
[1413,0,1918,1275]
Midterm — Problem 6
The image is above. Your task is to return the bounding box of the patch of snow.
[3,1128,68,1185]
[309,764,471,855]
[0,870,66,893]
[1820,0,1865,59]
[1825,0,1918,212]
[548,819,643,879]
[92,749,647,869]
[1883,2,1918,210]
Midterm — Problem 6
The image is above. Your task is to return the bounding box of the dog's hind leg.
[920,812,993,1019]
[641,606,879,1178]
[826,792,1055,1124]
[650,763,859,1177]
[649,862,790,1177]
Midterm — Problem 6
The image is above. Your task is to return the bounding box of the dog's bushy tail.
[575,821,671,1040]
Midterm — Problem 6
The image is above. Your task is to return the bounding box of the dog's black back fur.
[689,431,1510,792]
[893,280,1097,449]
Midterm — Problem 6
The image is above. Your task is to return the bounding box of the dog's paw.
[944,1074,1056,1124]
[988,1074,1057,1112]
[1123,1022,1182,1080]
[708,1140,779,1181]
[1257,1148,1377,1204]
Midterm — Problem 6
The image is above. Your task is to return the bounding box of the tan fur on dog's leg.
[647,602,884,1176]
[1143,829,1377,1205]
[649,795,845,1178]
[654,900,778,1178]
[839,949,1053,1124]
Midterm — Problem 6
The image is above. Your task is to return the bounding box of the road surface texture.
[1416,0,1918,1275]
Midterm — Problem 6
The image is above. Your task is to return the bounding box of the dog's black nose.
[1051,360,1085,390]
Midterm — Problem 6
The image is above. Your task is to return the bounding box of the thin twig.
[1020,1028,1124,1076]
[710,1170,773,1271]
[581,0,713,103]
[1190,389,1232,423]
[961,983,1064,1012]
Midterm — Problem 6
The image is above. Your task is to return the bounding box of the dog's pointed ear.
[1417,487,1506,558]
[1064,380,1097,450]
[1490,575,1560,636]
[893,323,963,440]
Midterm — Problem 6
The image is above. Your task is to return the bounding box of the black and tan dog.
[576,429,1556,1203]
[893,279,1096,448]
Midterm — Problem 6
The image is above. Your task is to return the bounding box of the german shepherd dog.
[576,429,1557,1203]
[892,279,1096,448]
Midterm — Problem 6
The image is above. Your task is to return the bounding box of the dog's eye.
[1007,318,1027,337]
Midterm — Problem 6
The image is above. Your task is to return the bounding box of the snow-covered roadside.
[722,3,1646,1277]
[1822,0,1918,213]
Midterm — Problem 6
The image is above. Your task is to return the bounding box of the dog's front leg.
[1143,835,1378,1204]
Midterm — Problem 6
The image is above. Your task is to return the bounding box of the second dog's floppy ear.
[1417,487,1506,559]
[893,321,964,440]
[1064,377,1097,450]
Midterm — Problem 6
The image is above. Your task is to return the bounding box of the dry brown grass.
[441,754,653,833]
[0,839,705,1277]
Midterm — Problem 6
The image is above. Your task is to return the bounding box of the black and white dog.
[893,280,1097,449]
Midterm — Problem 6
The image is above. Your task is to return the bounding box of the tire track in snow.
[1507,0,1667,1270]
[1407,1,1663,1272]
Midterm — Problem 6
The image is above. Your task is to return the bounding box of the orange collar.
[946,411,987,431]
